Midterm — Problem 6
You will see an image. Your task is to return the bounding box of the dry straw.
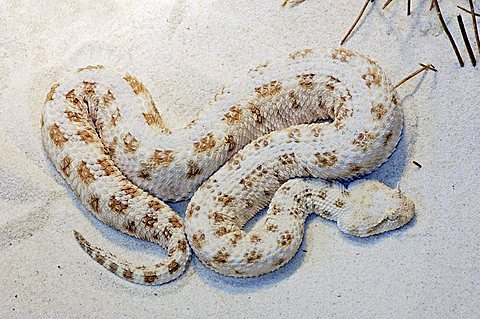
[457,14,477,67]
[395,64,437,89]
[340,0,374,45]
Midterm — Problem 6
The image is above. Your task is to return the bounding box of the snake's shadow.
[362,117,410,189]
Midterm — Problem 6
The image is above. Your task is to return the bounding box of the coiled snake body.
[41,48,414,285]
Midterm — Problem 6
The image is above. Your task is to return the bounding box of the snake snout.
[338,180,415,237]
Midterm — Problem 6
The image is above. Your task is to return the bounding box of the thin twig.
[407,0,411,16]
[458,5,480,17]
[433,0,465,67]
[413,161,422,168]
[468,0,480,55]
[419,63,438,71]
[430,0,435,11]
[340,0,374,45]
[395,63,437,88]
[281,0,305,7]
[457,15,477,66]
[383,0,396,9]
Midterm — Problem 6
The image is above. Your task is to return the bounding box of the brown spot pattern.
[287,128,302,142]
[138,170,151,180]
[65,110,83,122]
[266,224,278,232]
[60,156,72,177]
[255,80,282,98]
[193,133,216,153]
[77,65,105,72]
[168,261,180,273]
[289,48,313,60]
[223,105,243,124]
[331,48,354,62]
[392,93,399,106]
[250,235,262,243]
[144,272,157,283]
[109,196,128,215]
[148,200,165,211]
[371,103,387,119]
[168,215,183,228]
[186,160,202,179]
[89,195,100,213]
[384,131,394,146]
[77,129,96,144]
[123,132,138,153]
[177,239,187,253]
[95,254,105,265]
[214,226,230,237]
[350,165,362,174]
[216,193,235,206]
[83,81,96,98]
[362,69,381,88]
[325,76,341,92]
[248,102,263,123]
[105,137,117,158]
[297,73,315,90]
[77,161,95,184]
[125,220,136,233]
[253,137,269,150]
[46,83,60,101]
[151,150,174,166]
[110,108,121,126]
[191,232,205,249]
[213,250,231,264]
[210,212,224,223]
[123,269,133,279]
[49,124,68,148]
[143,112,163,126]
[102,90,116,107]
[186,204,201,219]
[310,126,323,137]
[227,153,245,170]
[121,185,138,198]
[278,231,293,247]
[162,227,172,240]
[334,107,353,130]
[142,213,158,228]
[224,135,236,152]
[245,250,262,263]
[109,262,118,272]
[97,158,115,176]
[314,151,337,167]
[334,199,345,208]
[124,74,147,94]
[65,89,82,109]
[352,131,376,150]
[230,231,244,247]
[279,153,296,165]
[318,189,327,200]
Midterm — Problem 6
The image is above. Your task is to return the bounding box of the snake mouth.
[364,217,398,236]
[338,194,415,237]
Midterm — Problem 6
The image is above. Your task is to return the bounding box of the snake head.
[337,180,415,237]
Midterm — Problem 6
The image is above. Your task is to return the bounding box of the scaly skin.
[41,48,414,284]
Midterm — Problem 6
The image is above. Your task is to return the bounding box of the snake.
[41,47,414,284]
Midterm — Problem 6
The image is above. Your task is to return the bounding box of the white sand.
[1,1,479,317]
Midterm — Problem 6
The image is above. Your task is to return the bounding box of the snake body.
[41,47,414,284]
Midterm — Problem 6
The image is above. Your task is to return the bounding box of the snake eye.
[387,213,398,221]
